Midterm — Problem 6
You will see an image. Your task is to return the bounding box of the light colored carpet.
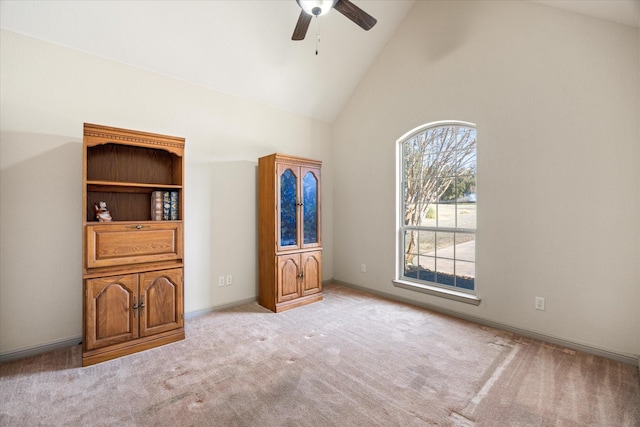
[1,283,639,426]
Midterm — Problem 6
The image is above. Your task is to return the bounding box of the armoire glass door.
[302,170,318,245]
[279,168,297,247]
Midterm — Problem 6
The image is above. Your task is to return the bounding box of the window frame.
[393,121,481,305]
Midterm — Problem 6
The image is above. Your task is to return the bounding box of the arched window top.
[396,120,476,144]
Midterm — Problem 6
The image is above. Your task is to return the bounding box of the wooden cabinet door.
[277,254,301,303]
[85,275,138,351]
[139,269,184,337]
[276,164,300,251]
[300,167,321,249]
[300,251,322,296]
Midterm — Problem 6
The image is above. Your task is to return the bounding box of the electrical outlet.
[218,276,225,287]
[535,297,545,311]
[360,264,366,273]
[226,275,232,286]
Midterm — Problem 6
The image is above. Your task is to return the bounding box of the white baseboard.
[185,297,258,319]
[331,280,640,368]
[0,336,82,363]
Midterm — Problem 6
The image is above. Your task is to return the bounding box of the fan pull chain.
[315,17,320,55]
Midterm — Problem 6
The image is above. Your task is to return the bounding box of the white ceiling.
[532,0,639,29]
[1,1,638,123]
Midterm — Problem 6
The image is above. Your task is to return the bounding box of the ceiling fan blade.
[333,0,377,31]
[292,10,312,40]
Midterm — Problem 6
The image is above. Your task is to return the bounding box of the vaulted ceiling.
[1,1,638,123]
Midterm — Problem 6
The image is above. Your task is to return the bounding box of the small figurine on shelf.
[94,201,112,222]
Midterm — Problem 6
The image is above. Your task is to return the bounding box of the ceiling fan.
[292,0,377,41]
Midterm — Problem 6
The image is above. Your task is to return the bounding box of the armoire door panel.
[278,255,301,303]
[301,251,322,296]
[301,167,321,248]
[277,164,299,250]
[139,269,183,337]
[85,275,138,351]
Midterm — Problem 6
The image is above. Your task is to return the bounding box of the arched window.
[395,121,478,303]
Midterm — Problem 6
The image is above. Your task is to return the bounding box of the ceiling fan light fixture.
[297,0,336,17]
[292,0,377,42]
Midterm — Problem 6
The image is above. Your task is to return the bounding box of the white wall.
[0,30,333,355]
[332,1,640,358]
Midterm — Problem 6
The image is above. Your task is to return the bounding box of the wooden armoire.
[82,123,185,366]
[258,153,322,312]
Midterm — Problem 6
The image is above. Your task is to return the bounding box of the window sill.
[392,279,481,306]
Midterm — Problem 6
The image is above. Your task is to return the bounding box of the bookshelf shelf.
[87,180,182,192]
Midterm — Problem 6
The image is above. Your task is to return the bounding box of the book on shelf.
[151,190,179,221]
[163,191,170,220]
[170,191,179,220]
[151,191,164,221]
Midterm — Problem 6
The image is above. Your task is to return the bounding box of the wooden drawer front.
[87,223,183,268]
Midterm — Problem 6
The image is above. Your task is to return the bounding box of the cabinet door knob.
[139,297,145,314]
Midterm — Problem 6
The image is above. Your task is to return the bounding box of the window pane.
[456,176,476,229]
[404,230,419,256]
[404,179,419,226]
[418,230,436,256]
[454,174,474,199]
[404,140,431,180]
[437,202,456,228]
[435,258,455,286]
[414,203,427,226]
[456,127,476,162]
[435,232,455,256]
[403,207,414,226]
[403,262,415,279]
[423,160,439,178]
[403,230,418,278]
[418,256,435,282]
[438,174,456,201]
[421,203,437,227]
[404,230,418,268]
[457,203,476,229]
[455,233,475,262]
[455,260,475,290]
[459,150,476,173]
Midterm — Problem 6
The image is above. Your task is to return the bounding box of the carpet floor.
[1,283,639,426]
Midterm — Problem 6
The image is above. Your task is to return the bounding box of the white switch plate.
[218,276,225,287]
[535,297,545,311]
